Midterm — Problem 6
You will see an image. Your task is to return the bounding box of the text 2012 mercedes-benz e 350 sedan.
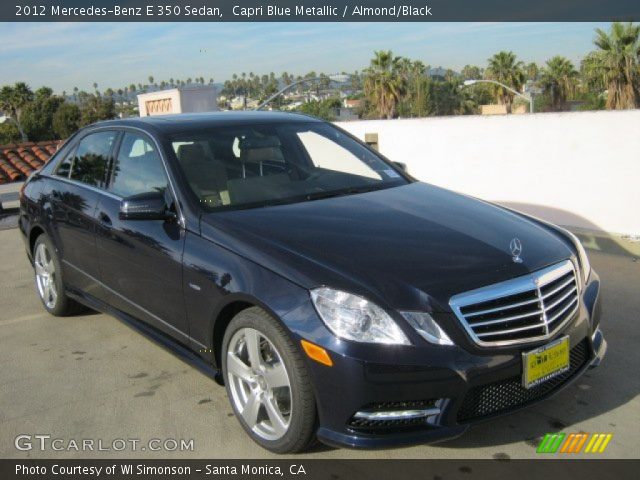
[20,112,606,453]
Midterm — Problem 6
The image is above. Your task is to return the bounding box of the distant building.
[229,96,259,110]
[343,99,361,109]
[336,108,359,122]
[283,101,305,111]
[481,104,508,115]
[137,86,217,116]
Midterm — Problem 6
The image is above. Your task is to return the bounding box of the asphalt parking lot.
[1,224,638,459]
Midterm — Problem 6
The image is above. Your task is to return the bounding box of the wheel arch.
[210,293,297,373]
[28,224,46,256]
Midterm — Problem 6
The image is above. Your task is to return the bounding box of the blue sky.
[0,22,610,92]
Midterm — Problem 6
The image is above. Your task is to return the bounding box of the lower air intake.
[457,340,589,423]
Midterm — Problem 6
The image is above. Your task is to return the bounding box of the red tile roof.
[0,140,62,184]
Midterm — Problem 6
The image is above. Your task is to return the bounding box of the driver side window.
[109,132,168,198]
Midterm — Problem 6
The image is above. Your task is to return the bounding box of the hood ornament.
[510,238,523,263]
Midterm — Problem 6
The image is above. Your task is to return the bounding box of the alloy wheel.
[226,327,292,441]
[34,243,58,309]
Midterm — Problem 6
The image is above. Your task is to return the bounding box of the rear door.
[95,130,188,342]
[47,130,117,300]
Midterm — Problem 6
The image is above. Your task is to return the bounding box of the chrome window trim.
[449,260,580,347]
[42,173,122,201]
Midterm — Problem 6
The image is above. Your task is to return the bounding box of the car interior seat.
[177,143,230,206]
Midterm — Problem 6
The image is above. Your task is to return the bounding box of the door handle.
[98,212,112,226]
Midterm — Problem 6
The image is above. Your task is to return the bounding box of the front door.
[94,131,188,342]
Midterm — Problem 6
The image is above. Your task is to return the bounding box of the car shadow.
[497,202,639,259]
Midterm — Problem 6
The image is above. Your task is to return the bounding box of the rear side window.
[109,132,168,198]
[54,149,75,178]
[70,131,116,187]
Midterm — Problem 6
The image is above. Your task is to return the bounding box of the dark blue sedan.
[19,112,606,453]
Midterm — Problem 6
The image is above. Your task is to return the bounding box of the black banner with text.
[2,459,640,480]
[3,0,640,22]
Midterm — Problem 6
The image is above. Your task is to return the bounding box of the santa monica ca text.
[16,464,307,476]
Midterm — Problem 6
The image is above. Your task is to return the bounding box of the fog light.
[353,407,440,421]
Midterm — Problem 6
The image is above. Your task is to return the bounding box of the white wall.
[337,110,640,236]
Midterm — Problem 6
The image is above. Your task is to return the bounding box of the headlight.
[401,312,454,346]
[563,229,591,284]
[310,288,410,345]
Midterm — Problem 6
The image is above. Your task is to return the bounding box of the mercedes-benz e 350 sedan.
[20,112,606,453]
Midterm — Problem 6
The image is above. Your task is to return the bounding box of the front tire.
[222,307,317,453]
[32,234,83,316]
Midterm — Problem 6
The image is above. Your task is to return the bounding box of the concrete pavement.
[0,227,638,459]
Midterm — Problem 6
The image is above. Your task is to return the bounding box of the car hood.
[201,182,574,312]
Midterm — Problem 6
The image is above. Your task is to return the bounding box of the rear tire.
[32,234,84,316]
[222,307,317,453]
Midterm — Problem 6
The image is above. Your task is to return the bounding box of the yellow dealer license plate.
[522,336,570,389]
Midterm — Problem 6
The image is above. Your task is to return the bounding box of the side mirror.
[393,161,408,172]
[119,191,172,221]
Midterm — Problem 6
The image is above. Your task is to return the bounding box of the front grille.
[450,260,579,346]
[456,340,589,423]
[347,400,438,434]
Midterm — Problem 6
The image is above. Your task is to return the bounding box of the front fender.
[182,230,315,368]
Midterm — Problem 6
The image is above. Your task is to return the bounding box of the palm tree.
[583,22,640,109]
[525,62,540,82]
[461,65,483,81]
[148,76,154,85]
[539,56,578,111]
[364,50,406,119]
[485,51,525,111]
[432,80,476,116]
[0,82,33,120]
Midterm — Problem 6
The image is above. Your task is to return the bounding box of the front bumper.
[285,271,604,449]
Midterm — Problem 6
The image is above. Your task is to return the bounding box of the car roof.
[93,111,323,135]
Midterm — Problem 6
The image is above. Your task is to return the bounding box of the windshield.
[169,122,408,211]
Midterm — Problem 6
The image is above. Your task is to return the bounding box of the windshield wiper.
[304,185,381,202]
